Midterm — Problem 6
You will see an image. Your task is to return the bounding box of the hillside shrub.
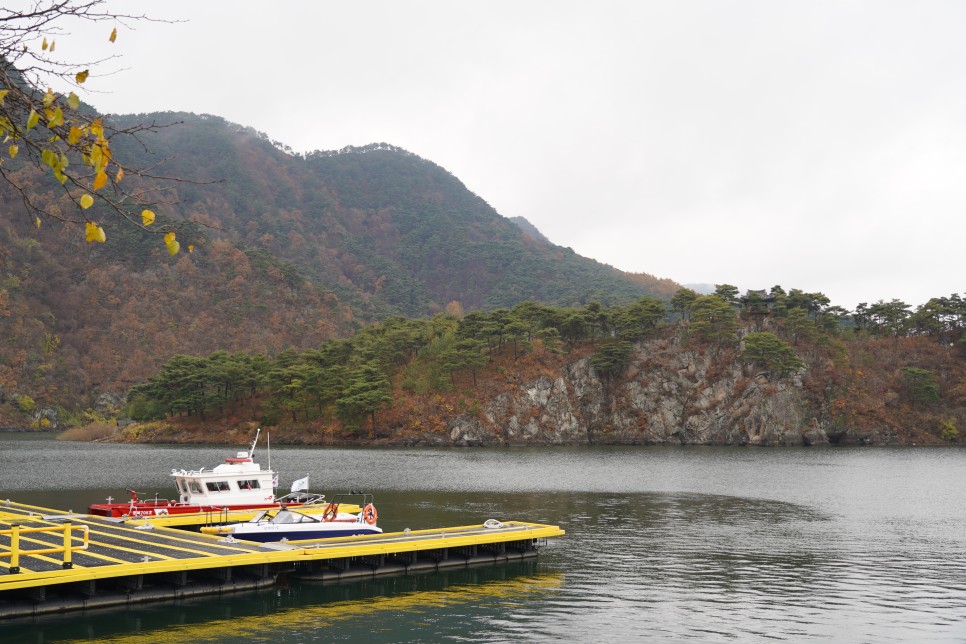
[58,423,117,442]
[939,418,958,442]
[902,367,940,405]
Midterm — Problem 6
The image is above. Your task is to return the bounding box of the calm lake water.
[2,433,966,643]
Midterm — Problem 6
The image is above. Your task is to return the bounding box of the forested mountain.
[0,112,677,417]
[112,113,677,312]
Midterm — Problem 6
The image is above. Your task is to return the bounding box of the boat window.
[187,480,203,494]
[205,481,231,492]
[237,479,260,490]
[273,511,297,524]
[175,480,185,494]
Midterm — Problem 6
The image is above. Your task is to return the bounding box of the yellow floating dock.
[0,500,564,619]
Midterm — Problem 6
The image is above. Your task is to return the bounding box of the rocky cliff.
[442,336,906,447]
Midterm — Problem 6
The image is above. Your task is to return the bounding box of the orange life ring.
[322,502,339,522]
[363,503,378,525]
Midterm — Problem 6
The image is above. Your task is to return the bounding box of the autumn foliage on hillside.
[828,337,964,444]
[0,115,961,442]
[0,113,677,423]
[81,291,966,447]
[0,224,357,420]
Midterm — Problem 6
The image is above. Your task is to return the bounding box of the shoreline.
[0,427,942,448]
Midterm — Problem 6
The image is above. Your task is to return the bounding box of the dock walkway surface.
[0,499,564,619]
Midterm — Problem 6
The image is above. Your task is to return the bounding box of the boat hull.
[232,527,381,542]
[88,501,307,518]
[209,524,383,542]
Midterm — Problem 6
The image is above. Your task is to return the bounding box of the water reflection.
[8,564,562,643]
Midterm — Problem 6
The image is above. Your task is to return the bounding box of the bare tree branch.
[0,1,211,249]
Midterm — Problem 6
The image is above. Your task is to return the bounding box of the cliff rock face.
[447,338,835,447]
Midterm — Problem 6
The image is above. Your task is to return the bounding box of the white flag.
[271,475,279,489]
[290,475,309,493]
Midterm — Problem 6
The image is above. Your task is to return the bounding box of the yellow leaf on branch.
[67,92,80,110]
[80,194,94,209]
[141,209,155,226]
[48,107,64,128]
[116,166,124,182]
[0,89,8,105]
[93,170,108,191]
[75,70,89,84]
[91,143,110,174]
[68,126,82,145]
[8,144,17,159]
[85,221,106,243]
[109,27,117,43]
[26,109,39,130]
[164,231,180,255]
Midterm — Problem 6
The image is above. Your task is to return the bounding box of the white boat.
[201,494,382,542]
[89,428,322,518]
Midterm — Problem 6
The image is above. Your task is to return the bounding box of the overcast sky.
[37,1,966,311]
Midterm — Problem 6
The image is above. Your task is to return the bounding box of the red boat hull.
[88,501,302,518]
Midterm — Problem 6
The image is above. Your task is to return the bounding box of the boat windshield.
[271,510,316,524]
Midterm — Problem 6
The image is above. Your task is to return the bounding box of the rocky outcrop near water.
[81,327,946,448]
[443,337,902,447]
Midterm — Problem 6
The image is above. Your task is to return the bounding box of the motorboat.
[201,493,381,542]
[88,429,321,518]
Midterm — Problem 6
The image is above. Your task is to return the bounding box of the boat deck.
[90,501,361,529]
[0,499,564,618]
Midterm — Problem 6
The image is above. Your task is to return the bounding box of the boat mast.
[248,427,261,459]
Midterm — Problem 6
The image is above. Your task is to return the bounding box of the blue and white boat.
[201,493,381,542]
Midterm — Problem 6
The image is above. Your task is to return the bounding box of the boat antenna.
[249,427,261,459]
[267,430,272,474]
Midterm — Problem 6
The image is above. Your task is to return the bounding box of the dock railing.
[0,522,90,574]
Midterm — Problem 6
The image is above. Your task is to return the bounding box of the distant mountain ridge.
[0,112,679,411]
[108,115,680,313]
[508,216,551,243]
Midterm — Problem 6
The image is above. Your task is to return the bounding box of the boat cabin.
[171,450,276,506]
